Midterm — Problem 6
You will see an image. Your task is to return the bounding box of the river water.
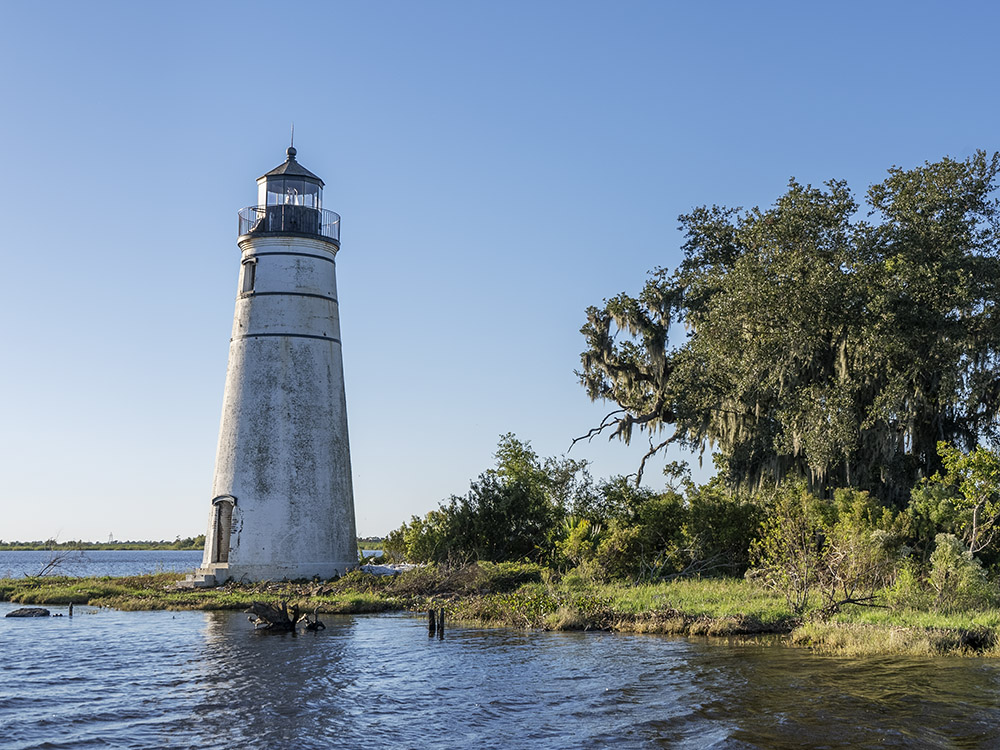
[0,550,204,578]
[0,549,381,578]
[3,602,1000,749]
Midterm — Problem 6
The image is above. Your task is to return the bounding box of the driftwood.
[302,607,326,631]
[245,602,325,632]
[6,607,50,618]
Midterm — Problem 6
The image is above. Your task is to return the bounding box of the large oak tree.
[579,152,1000,504]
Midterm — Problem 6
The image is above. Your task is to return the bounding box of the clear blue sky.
[1,1,996,541]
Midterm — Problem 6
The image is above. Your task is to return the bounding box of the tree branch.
[636,432,680,485]
[569,409,627,450]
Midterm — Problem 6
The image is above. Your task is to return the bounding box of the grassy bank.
[3,564,998,656]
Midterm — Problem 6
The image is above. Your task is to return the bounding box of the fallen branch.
[816,595,889,618]
[245,601,326,632]
[246,601,300,631]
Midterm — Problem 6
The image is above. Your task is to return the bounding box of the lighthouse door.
[210,495,236,563]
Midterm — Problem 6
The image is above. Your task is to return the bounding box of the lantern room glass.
[257,178,322,210]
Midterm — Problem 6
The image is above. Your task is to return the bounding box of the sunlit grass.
[6,567,1000,656]
[590,578,793,622]
[791,621,1000,657]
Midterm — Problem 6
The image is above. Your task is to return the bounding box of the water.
[0,550,204,578]
[0,549,382,578]
[3,603,1000,749]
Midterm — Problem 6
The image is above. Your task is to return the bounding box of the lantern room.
[238,146,340,245]
[256,146,324,209]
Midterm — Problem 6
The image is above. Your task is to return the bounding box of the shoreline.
[2,566,997,658]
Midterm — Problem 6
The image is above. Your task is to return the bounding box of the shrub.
[684,480,762,576]
[748,483,830,613]
[748,484,904,613]
[928,533,997,612]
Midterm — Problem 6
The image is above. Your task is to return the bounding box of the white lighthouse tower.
[191,146,357,585]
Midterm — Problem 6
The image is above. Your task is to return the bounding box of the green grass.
[5,566,1000,656]
[443,574,798,634]
[593,578,792,621]
[0,573,401,613]
[790,621,999,656]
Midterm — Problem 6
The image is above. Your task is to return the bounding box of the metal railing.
[238,205,341,244]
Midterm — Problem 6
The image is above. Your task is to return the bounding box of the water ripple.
[4,604,1000,748]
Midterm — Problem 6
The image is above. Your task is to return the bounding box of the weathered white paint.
[194,231,358,583]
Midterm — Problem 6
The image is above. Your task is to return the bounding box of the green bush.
[684,480,762,575]
[748,484,904,613]
[385,434,590,564]
[929,534,997,612]
[748,483,831,613]
[884,559,931,610]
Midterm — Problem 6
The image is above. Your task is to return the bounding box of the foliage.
[906,479,962,565]
[931,442,1000,556]
[748,484,831,612]
[748,484,902,613]
[683,479,762,575]
[928,534,997,613]
[591,480,761,582]
[594,492,687,581]
[555,517,602,568]
[578,152,1000,502]
[386,435,589,564]
[818,489,904,610]
[571,475,657,525]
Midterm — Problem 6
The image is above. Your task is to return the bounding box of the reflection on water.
[187,611,357,746]
[3,602,1000,749]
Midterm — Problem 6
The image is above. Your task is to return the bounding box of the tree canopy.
[579,152,1000,502]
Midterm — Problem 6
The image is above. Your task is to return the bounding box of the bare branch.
[569,409,627,450]
[635,431,680,485]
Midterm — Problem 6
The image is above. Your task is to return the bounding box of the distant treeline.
[1,535,387,552]
[0,536,206,551]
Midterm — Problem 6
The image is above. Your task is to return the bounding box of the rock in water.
[6,607,51,618]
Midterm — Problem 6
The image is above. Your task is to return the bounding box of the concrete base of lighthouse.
[183,560,357,588]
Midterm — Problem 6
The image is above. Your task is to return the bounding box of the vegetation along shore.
[3,563,999,657]
[10,154,1000,658]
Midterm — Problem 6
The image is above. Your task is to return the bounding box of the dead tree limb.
[569,409,627,449]
[302,606,326,631]
[246,601,301,631]
[246,602,327,632]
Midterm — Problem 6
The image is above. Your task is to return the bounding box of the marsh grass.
[592,578,794,622]
[790,621,1000,657]
[0,573,399,614]
[5,566,1000,656]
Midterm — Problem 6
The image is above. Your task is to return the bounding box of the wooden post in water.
[437,608,445,639]
[68,603,73,617]
[427,609,436,636]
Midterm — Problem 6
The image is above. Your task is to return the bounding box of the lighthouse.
[190,147,358,585]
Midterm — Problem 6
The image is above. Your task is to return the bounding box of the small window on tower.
[241,259,257,294]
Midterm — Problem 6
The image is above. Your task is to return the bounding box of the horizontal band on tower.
[244,251,337,265]
[231,333,342,343]
[240,291,338,303]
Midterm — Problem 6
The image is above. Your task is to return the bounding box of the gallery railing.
[238,205,341,244]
